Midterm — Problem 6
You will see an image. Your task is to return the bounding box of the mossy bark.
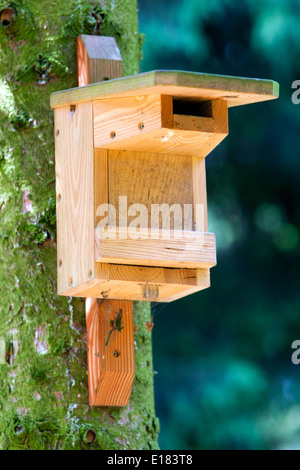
[0,0,158,450]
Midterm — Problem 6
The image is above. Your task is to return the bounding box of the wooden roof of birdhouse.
[50,69,279,108]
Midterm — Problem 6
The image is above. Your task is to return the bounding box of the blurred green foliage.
[138,0,300,450]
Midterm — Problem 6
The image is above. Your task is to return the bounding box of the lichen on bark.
[0,0,158,450]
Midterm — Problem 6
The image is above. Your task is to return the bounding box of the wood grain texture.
[95,227,216,269]
[58,264,210,301]
[77,35,123,87]
[55,102,94,295]
[106,264,202,285]
[95,127,223,157]
[191,99,228,158]
[77,35,90,87]
[94,148,108,227]
[192,157,207,232]
[51,70,279,109]
[82,279,209,303]
[106,149,193,229]
[77,35,135,408]
[93,95,163,148]
[86,298,134,406]
[94,97,228,157]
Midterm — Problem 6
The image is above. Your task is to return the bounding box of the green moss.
[30,358,51,384]
[48,323,71,355]
[63,2,108,37]
[3,417,46,450]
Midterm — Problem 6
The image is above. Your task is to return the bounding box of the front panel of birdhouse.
[52,70,279,302]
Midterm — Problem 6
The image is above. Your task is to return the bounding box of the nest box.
[50,70,279,304]
[50,34,279,407]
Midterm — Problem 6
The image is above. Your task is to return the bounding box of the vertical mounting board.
[85,298,134,406]
[76,34,134,407]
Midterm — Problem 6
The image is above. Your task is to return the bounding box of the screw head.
[138,122,145,130]
[68,277,73,286]
[113,350,120,358]
[58,259,62,268]
[110,131,116,139]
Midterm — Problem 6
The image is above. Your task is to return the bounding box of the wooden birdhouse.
[51,38,279,408]
[51,70,279,303]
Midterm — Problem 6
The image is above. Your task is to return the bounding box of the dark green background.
[138,0,300,450]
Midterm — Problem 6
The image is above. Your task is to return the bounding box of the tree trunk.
[0,0,158,450]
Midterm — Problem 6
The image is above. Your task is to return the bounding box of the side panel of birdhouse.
[55,102,94,295]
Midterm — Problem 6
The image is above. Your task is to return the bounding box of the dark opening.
[173,98,213,118]
[0,8,16,27]
[85,429,97,444]
[15,425,24,435]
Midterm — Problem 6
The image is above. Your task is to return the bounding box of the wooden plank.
[84,280,208,303]
[61,278,210,302]
[161,268,210,302]
[106,264,201,286]
[86,298,134,406]
[77,35,136,408]
[58,263,210,301]
[192,99,228,158]
[192,157,207,232]
[161,95,173,127]
[55,102,94,295]
[106,150,193,229]
[95,227,216,268]
[97,127,225,157]
[51,70,279,109]
[93,97,228,157]
[77,35,123,87]
[94,148,108,227]
[93,95,163,148]
[72,265,210,301]
[77,35,90,87]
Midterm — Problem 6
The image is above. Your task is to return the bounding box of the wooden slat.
[106,264,201,285]
[55,102,94,294]
[95,227,216,269]
[61,278,210,302]
[55,263,210,302]
[57,264,210,301]
[77,35,123,87]
[96,127,226,157]
[94,148,108,227]
[51,70,279,109]
[54,263,210,302]
[77,35,136,409]
[106,149,193,229]
[93,98,228,156]
[93,95,163,148]
[86,298,134,406]
[192,157,207,232]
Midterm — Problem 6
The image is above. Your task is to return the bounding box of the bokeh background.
[138,0,300,450]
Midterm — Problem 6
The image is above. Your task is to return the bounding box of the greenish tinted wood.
[50,69,279,109]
